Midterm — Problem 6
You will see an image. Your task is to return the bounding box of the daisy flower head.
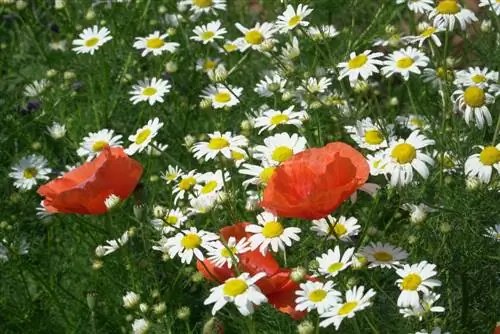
[319,286,376,329]
[307,25,339,41]
[133,31,179,57]
[204,272,267,316]
[76,129,123,161]
[464,144,500,184]
[9,154,51,191]
[396,0,433,14]
[161,165,183,184]
[194,170,230,198]
[452,85,495,129]
[383,130,435,187]
[360,242,408,269]
[188,194,218,215]
[72,25,112,55]
[150,208,187,235]
[484,224,500,241]
[196,57,220,72]
[366,152,389,176]
[402,22,444,47]
[400,292,445,321]
[253,106,306,134]
[295,280,341,314]
[311,215,361,242]
[206,236,251,268]
[246,211,301,255]
[454,67,499,89]
[47,122,66,140]
[172,170,201,204]
[401,203,437,224]
[479,0,500,15]
[234,22,277,52]
[190,20,227,44]
[129,77,171,106]
[344,117,392,151]
[382,46,429,81]
[125,118,163,155]
[316,246,355,278]
[254,73,287,97]
[165,227,219,264]
[98,230,129,257]
[422,67,454,89]
[192,131,248,161]
[396,114,430,131]
[429,0,477,31]
[253,132,307,166]
[275,4,314,32]
[337,50,384,85]
[298,77,332,94]
[433,150,460,174]
[200,84,242,109]
[24,79,49,97]
[280,36,301,61]
[181,0,226,17]
[396,261,442,307]
[239,162,276,187]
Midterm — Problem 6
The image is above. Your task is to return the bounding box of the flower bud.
[176,306,191,320]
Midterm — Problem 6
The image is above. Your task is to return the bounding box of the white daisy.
[401,203,437,224]
[180,0,226,17]
[98,230,129,257]
[452,85,495,129]
[399,292,445,321]
[165,227,218,264]
[484,224,500,241]
[382,46,429,81]
[131,318,149,334]
[239,162,276,187]
[396,261,442,307]
[125,118,164,155]
[245,211,301,255]
[254,73,287,97]
[295,280,341,314]
[479,0,500,15]
[9,155,51,191]
[307,25,339,40]
[366,152,389,176]
[204,272,267,316]
[396,114,430,131]
[428,0,477,31]
[454,67,499,89]
[192,131,248,161]
[344,117,392,151]
[150,208,187,235]
[188,194,218,215]
[316,246,355,278]
[319,286,376,329]
[206,236,251,268]
[311,215,361,242]
[172,170,201,204]
[275,4,314,32]
[280,36,301,61]
[77,129,123,161]
[433,150,460,174]
[190,20,227,44]
[337,50,384,85]
[72,25,112,55]
[161,165,183,184]
[24,79,49,97]
[360,242,408,269]
[401,22,444,47]
[234,22,277,52]
[253,132,307,166]
[200,84,242,109]
[395,0,433,14]
[253,106,306,134]
[422,67,453,89]
[133,31,179,57]
[464,144,500,183]
[145,141,168,156]
[47,122,66,139]
[129,77,171,106]
[193,170,230,198]
[196,57,220,72]
[298,77,332,94]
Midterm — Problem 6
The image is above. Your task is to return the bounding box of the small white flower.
[150,208,187,235]
[254,73,287,97]
[275,4,313,32]
[253,106,306,134]
[123,291,140,308]
[295,280,341,314]
[129,77,171,106]
[399,292,445,321]
[192,131,248,161]
[191,20,226,44]
[133,31,179,57]
[161,165,183,184]
[239,162,276,187]
[131,318,149,334]
[428,0,477,31]
[360,242,408,269]
[253,132,307,166]
[401,203,436,224]
[77,129,123,161]
[72,25,112,55]
[311,216,361,242]
[316,246,355,278]
[47,122,66,139]
[200,84,242,109]
[396,261,442,307]
[234,22,277,52]
[382,46,429,81]
[206,237,251,268]
[337,50,384,85]
[100,231,129,256]
[164,227,219,264]
[484,224,500,241]
[452,85,495,129]
[24,79,49,97]
[104,194,121,210]
[465,144,500,184]
[125,118,164,155]
[345,117,392,151]
[9,154,51,191]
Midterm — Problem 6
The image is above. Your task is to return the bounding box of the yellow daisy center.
[436,0,460,14]
[231,150,245,161]
[463,86,485,107]
[203,60,217,70]
[410,118,425,128]
[166,173,177,181]
[142,87,157,96]
[396,57,414,69]
[308,289,327,302]
[373,251,393,262]
[201,31,215,40]
[420,27,436,38]
[259,166,276,183]
[223,43,238,52]
[338,302,358,316]
[471,74,486,84]
[327,262,344,273]
[193,0,212,8]
[330,223,347,237]
[245,30,264,45]
[220,246,237,258]
[214,92,231,103]
[179,177,196,190]
[347,54,368,69]
[401,273,422,291]
[165,215,178,225]
[92,140,108,152]
[479,146,500,166]
[270,114,289,126]
[288,15,302,27]
[84,37,100,47]
[201,180,218,194]
[208,137,230,150]
[261,221,284,238]
[272,146,293,163]
[135,129,152,144]
[23,167,38,179]
[364,130,384,145]
[146,37,165,49]
[181,233,202,249]
[223,279,248,297]
[391,143,416,164]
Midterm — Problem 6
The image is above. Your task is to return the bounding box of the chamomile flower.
[129,77,171,106]
[194,170,230,198]
[204,272,267,316]
[484,224,500,241]
[479,0,500,15]
[206,237,251,268]
[280,37,301,61]
[360,242,408,269]
[382,46,429,81]
[316,246,355,278]
[196,58,220,72]
[253,132,307,166]
[246,211,301,255]
[125,118,164,155]
[24,79,49,97]
[188,194,218,214]
[165,227,219,264]
[72,25,112,55]
[295,280,341,314]
[454,67,499,89]
[383,131,435,187]
[464,144,500,183]
[337,50,384,85]
[150,208,187,235]
[452,86,495,129]
[275,4,313,32]
[254,73,287,97]
[239,162,276,187]
[433,150,460,174]
[429,0,477,31]
[396,261,442,307]
[9,155,51,191]
[132,319,149,334]
[402,22,444,47]
[401,203,437,224]
[253,106,305,134]
[366,152,389,176]
[47,122,66,139]
[172,170,201,203]
[395,0,433,14]
[396,114,430,131]
[319,286,376,329]
[99,230,129,257]
[200,84,242,109]
[399,292,445,321]
[77,129,123,161]
[192,131,248,161]
[344,117,392,151]
[311,215,361,242]
[422,67,454,89]
[161,165,183,184]
[190,20,226,44]
[298,77,332,94]
[234,22,277,52]
[307,25,339,40]
[133,31,179,57]
[145,141,168,156]
[181,0,226,17]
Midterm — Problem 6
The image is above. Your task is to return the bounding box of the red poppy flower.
[261,142,369,220]
[37,146,143,214]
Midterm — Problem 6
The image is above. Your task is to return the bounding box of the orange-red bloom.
[261,142,369,220]
[37,147,143,214]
